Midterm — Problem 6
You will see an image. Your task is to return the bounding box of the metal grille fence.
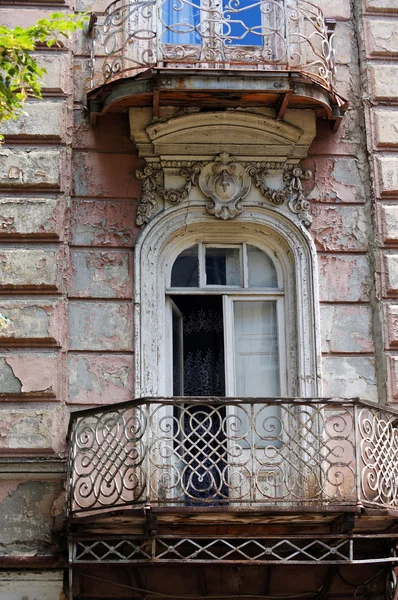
[68,398,398,516]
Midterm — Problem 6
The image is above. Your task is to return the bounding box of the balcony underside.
[68,397,398,597]
[70,562,393,600]
[70,510,398,596]
[87,69,347,126]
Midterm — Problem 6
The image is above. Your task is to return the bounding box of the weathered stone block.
[0,248,61,292]
[366,19,398,56]
[0,301,64,347]
[70,199,137,246]
[322,356,377,402]
[333,23,355,65]
[374,109,398,147]
[370,65,398,100]
[72,152,141,198]
[36,51,70,93]
[68,354,134,404]
[318,255,371,302]
[311,205,368,251]
[304,158,365,203]
[68,302,133,350]
[0,572,63,599]
[384,254,398,295]
[0,354,59,397]
[366,0,398,12]
[0,197,64,239]
[321,305,374,353]
[387,355,398,400]
[76,0,110,10]
[385,304,398,347]
[317,0,350,19]
[0,148,62,189]
[381,204,398,243]
[377,157,398,195]
[0,408,61,450]
[1,101,66,140]
[70,250,133,298]
[0,9,61,28]
[73,58,91,103]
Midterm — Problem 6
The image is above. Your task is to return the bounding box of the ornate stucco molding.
[136,153,312,227]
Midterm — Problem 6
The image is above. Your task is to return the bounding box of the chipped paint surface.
[0,197,64,238]
[322,356,378,401]
[5,356,56,394]
[70,250,133,298]
[68,355,133,403]
[311,205,368,251]
[70,199,137,246]
[0,249,61,291]
[0,301,63,345]
[304,158,365,204]
[318,255,371,302]
[68,302,133,350]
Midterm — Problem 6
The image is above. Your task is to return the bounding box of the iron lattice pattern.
[72,537,354,564]
[89,0,335,89]
[67,397,398,515]
[359,406,398,507]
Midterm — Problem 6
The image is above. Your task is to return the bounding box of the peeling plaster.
[5,357,54,393]
[70,199,137,246]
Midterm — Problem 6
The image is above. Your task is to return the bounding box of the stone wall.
[0,0,393,596]
[357,0,398,403]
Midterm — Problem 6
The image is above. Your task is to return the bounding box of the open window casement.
[163,241,289,503]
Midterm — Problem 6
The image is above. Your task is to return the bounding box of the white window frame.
[223,294,287,398]
[134,206,321,399]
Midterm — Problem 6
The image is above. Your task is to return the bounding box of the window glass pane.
[247,245,278,288]
[205,247,241,286]
[161,0,201,45]
[171,245,199,287]
[223,0,262,46]
[234,301,280,396]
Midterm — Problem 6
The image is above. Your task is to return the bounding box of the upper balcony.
[87,0,348,123]
[68,397,398,521]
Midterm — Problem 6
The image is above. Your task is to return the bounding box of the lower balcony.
[68,397,398,518]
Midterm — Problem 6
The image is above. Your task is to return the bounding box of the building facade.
[1,0,398,598]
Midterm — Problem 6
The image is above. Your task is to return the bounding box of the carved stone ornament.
[135,153,313,227]
[198,153,251,220]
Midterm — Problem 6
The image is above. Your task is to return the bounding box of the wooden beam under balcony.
[87,69,347,127]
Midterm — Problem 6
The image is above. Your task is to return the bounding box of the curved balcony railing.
[68,397,398,517]
[89,0,336,90]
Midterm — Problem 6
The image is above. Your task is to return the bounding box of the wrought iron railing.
[68,397,398,516]
[89,0,336,90]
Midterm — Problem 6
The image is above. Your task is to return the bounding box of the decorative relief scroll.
[135,153,312,227]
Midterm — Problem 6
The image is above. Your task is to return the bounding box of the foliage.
[0,12,87,138]
[0,313,9,332]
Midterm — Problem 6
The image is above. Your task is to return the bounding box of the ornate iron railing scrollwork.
[89,0,336,90]
[66,397,398,516]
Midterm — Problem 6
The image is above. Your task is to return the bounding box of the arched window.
[134,208,320,400]
[168,242,286,398]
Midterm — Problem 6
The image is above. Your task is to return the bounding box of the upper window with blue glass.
[161,0,285,53]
